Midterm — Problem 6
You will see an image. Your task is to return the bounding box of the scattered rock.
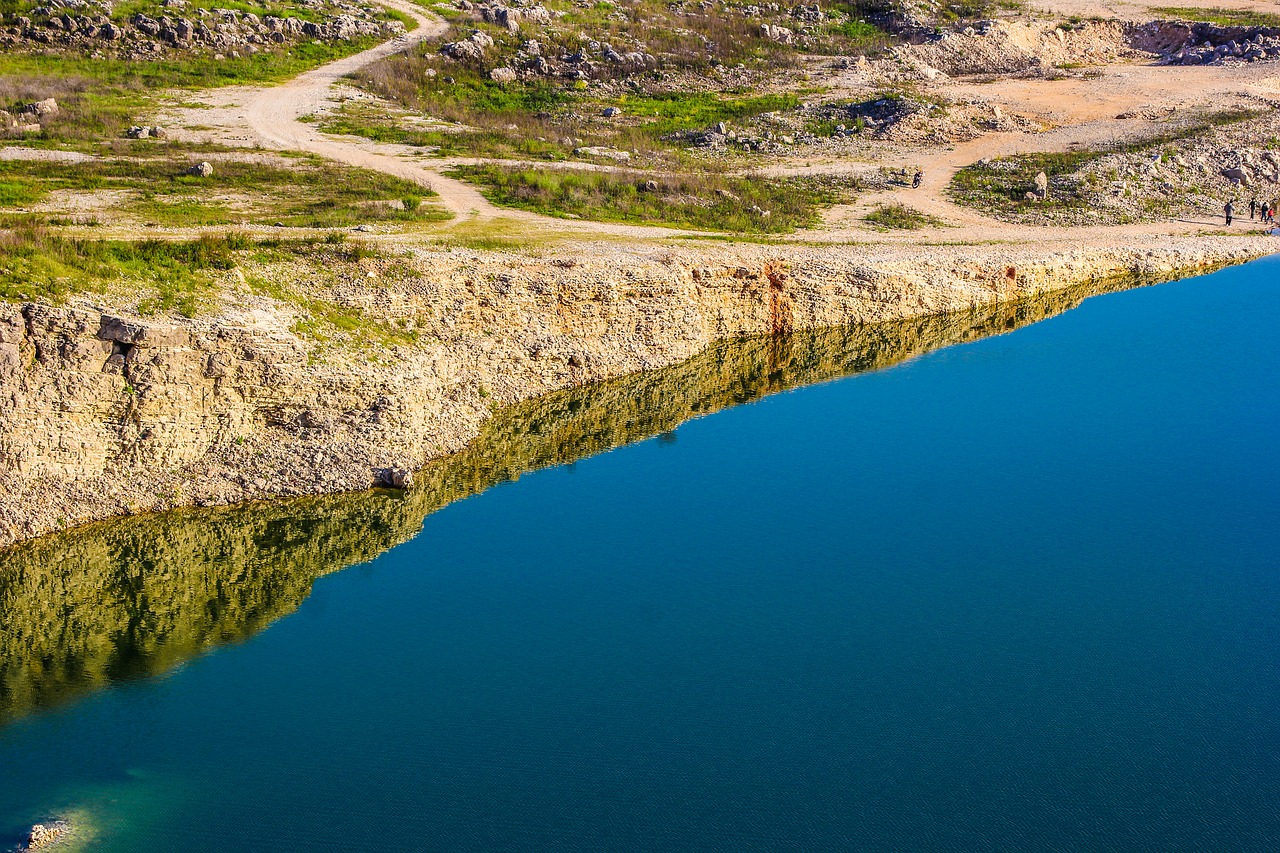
[489,66,518,83]
[760,23,793,44]
[186,161,214,178]
[1221,166,1251,185]
[601,106,622,118]
[377,466,413,489]
[24,821,71,850]
[18,98,60,119]
[573,145,630,161]
[442,29,494,60]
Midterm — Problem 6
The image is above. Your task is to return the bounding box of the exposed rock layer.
[0,277,1169,722]
[0,238,1271,548]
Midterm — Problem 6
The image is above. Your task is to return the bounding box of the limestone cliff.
[0,275,1239,722]
[0,237,1270,546]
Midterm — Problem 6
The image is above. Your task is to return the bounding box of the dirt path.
[773,125,1232,244]
[237,0,502,220]
[770,61,1280,243]
[149,0,1280,245]
[163,0,693,239]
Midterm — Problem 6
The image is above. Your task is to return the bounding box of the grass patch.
[1149,6,1280,26]
[0,228,249,314]
[938,0,1024,19]
[0,181,44,206]
[0,37,387,148]
[614,92,800,137]
[0,154,451,228]
[448,165,856,233]
[863,203,943,230]
[322,88,804,163]
[320,101,569,160]
[950,108,1262,217]
[0,226,432,340]
[952,150,1097,213]
[241,243,424,348]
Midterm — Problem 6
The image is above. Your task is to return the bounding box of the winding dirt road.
[238,0,500,219]
[158,0,1280,244]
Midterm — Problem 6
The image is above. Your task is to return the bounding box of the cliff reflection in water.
[0,281,1127,724]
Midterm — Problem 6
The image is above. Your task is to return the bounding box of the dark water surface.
[1,261,1277,851]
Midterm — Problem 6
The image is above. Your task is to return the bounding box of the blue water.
[2,260,1279,851]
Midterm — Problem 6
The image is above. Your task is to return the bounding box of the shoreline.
[0,236,1273,549]
[0,273,1227,724]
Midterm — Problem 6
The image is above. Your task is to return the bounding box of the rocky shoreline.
[0,281,1173,723]
[0,236,1273,549]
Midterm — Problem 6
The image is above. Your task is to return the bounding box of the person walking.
[1250,197,1258,219]
[1225,200,1234,226]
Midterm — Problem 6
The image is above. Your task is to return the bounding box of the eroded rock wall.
[0,283,1163,722]
[0,238,1270,546]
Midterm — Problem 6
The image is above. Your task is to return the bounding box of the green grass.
[240,242,426,347]
[322,87,802,163]
[448,165,857,233]
[0,154,451,228]
[107,0,323,22]
[404,73,569,116]
[0,181,43,207]
[864,203,943,230]
[810,3,893,52]
[0,228,435,335]
[612,92,801,137]
[937,0,1024,19]
[0,229,250,314]
[951,150,1097,213]
[0,41,381,91]
[0,38,386,148]
[1149,6,1280,26]
[320,102,570,160]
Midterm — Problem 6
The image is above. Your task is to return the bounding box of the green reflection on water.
[0,279,1133,725]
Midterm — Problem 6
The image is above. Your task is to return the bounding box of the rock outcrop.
[0,277,1166,723]
[21,821,71,850]
[0,238,1270,548]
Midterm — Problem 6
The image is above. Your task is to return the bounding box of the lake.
[1,260,1277,851]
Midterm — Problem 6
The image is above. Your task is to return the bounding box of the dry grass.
[448,164,858,232]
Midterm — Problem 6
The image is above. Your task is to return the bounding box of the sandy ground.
[1038,0,1280,23]
[779,59,1280,243]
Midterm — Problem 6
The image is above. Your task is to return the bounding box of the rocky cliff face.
[0,280,1141,722]
[0,237,1270,547]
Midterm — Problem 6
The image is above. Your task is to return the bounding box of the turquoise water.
[1,260,1278,851]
